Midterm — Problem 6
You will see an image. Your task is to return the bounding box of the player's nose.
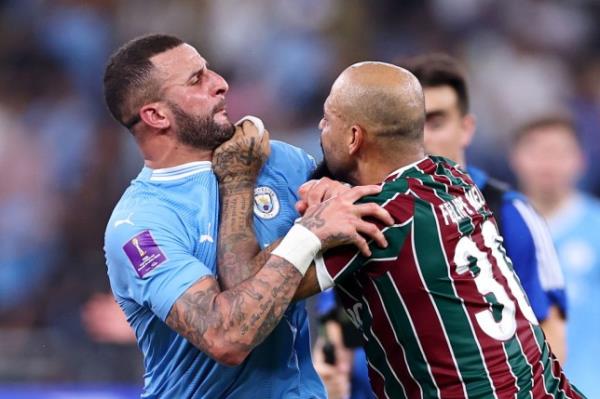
[210,69,229,96]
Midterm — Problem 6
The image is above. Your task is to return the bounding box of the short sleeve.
[104,207,213,321]
[315,191,414,291]
[501,196,567,319]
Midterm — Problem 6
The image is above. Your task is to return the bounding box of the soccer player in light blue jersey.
[102,34,391,398]
[511,115,600,398]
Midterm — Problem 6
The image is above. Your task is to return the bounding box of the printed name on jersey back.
[439,186,486,226]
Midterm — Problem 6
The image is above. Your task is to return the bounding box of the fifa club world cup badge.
[123,230,167,278]
[253,186,280,219]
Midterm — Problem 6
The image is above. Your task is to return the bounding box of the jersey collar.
[384,156,429,182]
[146,161,212,181]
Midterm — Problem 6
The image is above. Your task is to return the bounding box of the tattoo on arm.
[217,180,262,290]
[166,255,303,362]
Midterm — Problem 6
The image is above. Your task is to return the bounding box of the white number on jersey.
[454,220,538,341]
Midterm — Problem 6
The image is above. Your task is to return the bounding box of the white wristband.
[271,224,322,276]
[236,115,265,136]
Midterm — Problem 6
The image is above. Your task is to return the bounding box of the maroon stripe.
[363,274,422,398]
[415,184,518,397]
[367,363,390,399]
[386,229,466,398]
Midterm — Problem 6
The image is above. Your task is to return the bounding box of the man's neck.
[525,189,575,218]
[142,136,213,169]
[352,150,426,185]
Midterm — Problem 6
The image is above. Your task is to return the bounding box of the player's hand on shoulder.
[296,177,352,215]
[212,115,270,183]
[299,185,394,257]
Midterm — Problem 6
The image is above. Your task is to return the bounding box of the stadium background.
[1,0,599,397]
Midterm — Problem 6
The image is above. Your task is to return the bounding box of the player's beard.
[310,159,334,180]
[316,141,353,184]
[169,102,235,150]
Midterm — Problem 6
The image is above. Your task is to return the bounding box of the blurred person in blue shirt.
[102,34,388,399]
[511,115,600,398]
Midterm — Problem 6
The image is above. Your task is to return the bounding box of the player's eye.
[426,114,445,130]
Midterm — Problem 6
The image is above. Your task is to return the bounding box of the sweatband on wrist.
[236,115,265,136]
[271,224,321,276]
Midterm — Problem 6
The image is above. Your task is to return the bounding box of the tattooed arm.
[166,186,392,366]
[166,252,302,366]
[212,120,270,290]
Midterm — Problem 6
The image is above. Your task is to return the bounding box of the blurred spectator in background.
[510,116,600,398]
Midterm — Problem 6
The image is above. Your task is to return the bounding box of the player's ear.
[460,113,476,148]
[140,102,171,130]
[348,124,365,155]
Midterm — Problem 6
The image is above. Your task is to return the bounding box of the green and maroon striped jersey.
[315,156,585,399]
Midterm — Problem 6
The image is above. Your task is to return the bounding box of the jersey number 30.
[454,220,538,341]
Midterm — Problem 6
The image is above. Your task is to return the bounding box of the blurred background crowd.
[1,0,599,397]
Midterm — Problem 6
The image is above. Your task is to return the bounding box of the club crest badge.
[253,186,280,219]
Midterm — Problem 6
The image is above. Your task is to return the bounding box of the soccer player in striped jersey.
[399,54,567,363]
[290,62,584,398]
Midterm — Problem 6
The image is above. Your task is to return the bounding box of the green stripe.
[532,325,563,396]
[413,202,496,398]
[503,336,533,398]
[375,275,438,398]
[415,171,474,235]
[335,224,410,282]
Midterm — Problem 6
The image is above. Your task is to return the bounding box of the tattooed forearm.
[166,255,303,365]
[213,138,266,184]
[217,180,263,290]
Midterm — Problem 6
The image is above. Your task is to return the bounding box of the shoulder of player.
[265,140,313,166]
[105,197,186,244]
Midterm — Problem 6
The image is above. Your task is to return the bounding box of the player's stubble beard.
[312,141,352,184]
[168,101,235,151]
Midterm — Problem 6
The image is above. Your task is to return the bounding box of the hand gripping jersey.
[315,156,584,399]
[104,141,325,399]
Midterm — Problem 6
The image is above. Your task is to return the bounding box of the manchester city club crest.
[253,186,280,219]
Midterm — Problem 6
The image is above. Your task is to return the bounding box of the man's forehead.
[150,43,206,79]
[424,86,458,108]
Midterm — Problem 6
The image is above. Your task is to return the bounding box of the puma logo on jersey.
[200,234,214,243]
[114,213,135,227]
[199,223,214,243]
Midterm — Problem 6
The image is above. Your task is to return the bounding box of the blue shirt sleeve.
[105,205,213,321]
[500,194,567,320]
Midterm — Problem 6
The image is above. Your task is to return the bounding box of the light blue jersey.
[547,193,600,398]
[104,141,325,399]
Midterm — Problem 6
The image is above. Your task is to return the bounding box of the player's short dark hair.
[513,114,580,147]
[397,53,470,115]
[103,34,184,129]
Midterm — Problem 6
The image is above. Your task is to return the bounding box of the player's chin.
[213,109,231,125]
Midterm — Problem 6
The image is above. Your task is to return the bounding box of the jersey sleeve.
[315,189,414,291]
[501,194,567,320]
[104,206,213,321]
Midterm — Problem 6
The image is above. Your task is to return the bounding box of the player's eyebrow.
[186,63,208,82]
[425,110,446,119]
